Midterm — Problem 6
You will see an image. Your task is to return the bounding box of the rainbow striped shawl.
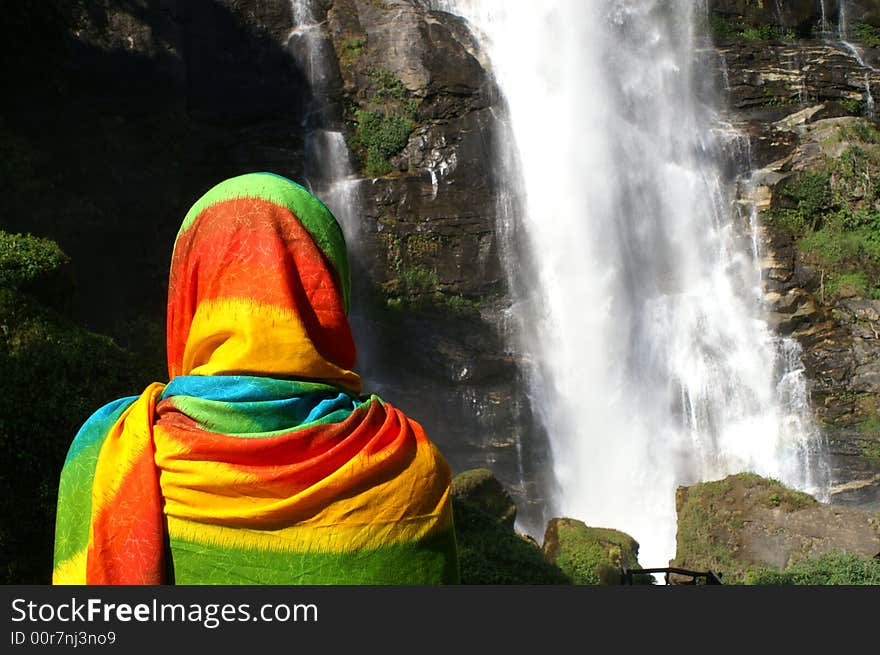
[53,173,459,585]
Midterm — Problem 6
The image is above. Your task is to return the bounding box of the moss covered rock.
[450,468,569,584]
[672,473,880,584]
[451,467,517,529]
[452,498,570,585]
[541,518,645,585]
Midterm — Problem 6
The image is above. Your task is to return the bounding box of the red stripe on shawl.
[86,449,165,584]
[167,198,354,378]
[155,399,403,498]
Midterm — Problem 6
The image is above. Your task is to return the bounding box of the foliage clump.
[0,234,158,583]
[708,14,797,42]
[0,231,69,289]
[351,68,418,177]
[452,499,571,584]
[746,551,880,585]
[853,22,880,47]
[763,122,880,301]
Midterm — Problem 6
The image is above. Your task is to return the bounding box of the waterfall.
[287,0,385,393]
[437,0,829,566]
[286,0,361,243]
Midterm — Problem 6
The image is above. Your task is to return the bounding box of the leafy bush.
[746,551,880,585]
[0,231,69,289]
[0,236,160,583]
[853,22,880,47]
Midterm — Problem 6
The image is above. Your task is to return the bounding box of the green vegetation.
[350,68,418,176]
[338,35,365,69]
[0,231,69,289]
[545,518,651,585]
[763,125,880,301]
[673,473,817,583]
[708,14,797,42]
[0,233,159,583]
[838,96,865,116]
[853,22,880,48]
[856,414,880,464]
[746,551,880,585]
[375,230,481,314]
[740,24,796,41]
[452,499,571,584]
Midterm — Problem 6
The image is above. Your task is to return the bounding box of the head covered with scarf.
[53,172,459,584]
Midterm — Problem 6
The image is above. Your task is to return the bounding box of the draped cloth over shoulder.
[53,172,459,584]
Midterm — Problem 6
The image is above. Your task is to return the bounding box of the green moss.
[353,109,414,176]
[452,499,571,585]
[746,551,880,585]
[349,68,419,177]
[858,413,880,434]
[338,35,365,70]
[673,473,817,583]
[857,415,880,464]
[546,519,649,585]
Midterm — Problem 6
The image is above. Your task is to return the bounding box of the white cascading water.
[287,0,362,244]
[438,0,830,566]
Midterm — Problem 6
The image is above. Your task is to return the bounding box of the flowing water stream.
[288,0,832,566]
[436,0,830,566]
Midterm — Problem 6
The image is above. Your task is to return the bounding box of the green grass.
[746,551,880,585]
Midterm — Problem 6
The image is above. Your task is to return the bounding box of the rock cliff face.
[709,3,880,510]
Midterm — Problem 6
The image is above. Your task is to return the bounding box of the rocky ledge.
[712,17,880,509]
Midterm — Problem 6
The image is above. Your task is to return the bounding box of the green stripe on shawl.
[167,528,459,585]
[176,172,351,311]
[54,397,138,566]
[161,376,368,436]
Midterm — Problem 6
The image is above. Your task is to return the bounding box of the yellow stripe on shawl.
[183,298,360,391]
[157,435,450,551]
[53,550,87,585]
[166,497,453,554]
[54,383,166,584]
[90,383,165,514]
